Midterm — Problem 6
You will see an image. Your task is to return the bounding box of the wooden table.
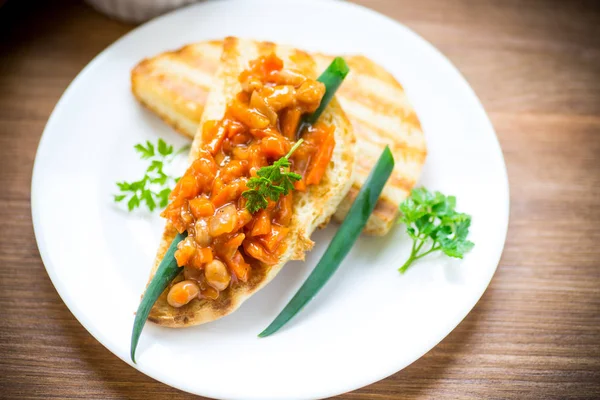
[1,0,599,398]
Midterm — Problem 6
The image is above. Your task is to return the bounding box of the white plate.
[31,0,509,399]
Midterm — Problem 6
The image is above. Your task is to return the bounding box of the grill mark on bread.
[346,55,404,88]
[290,50,316,78]
[130,40,426,236]
[222,36,240,59]
[338,85,422,131]
[156,74,209,110]
[177,43,221,73]
[258,41,276,56]
[350,118,427,162]
[354,158,415,193]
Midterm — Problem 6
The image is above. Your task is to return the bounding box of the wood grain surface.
[1,0,599,398]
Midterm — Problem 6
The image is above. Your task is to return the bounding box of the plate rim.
[31,0,510,398]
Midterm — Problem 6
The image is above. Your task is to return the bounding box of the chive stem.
[297,57,350,136]
[258,147,395,337]
[130,231,186,363]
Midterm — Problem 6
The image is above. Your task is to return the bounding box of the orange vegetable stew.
[161,54,336,307]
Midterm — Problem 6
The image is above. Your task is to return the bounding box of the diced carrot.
[162,210,186,233]
[294,179,306,192]
[281,107,302,140]
[243,239,278,265]
[177,174,199,199]
[188,247,214,269]
[207,123,227,155]
[201,119,228,155]
[262,53,284,74]
[214,150,226,165]
[189,198,215,219]
[232,145,251,161]
[248,145,267,174]
[236,208,254,231]
[226,119,246,138]
[174,249,192,267]
[211,177,224,199]
[305,124,335,185]
[249,127,275,139]
[227,250,250,282]
[221,138,233,154]
[250,53,284,78]
[219,232,246,260]
[275,194,293,225]
[238,70,252,85]
[169,182,180,200]
[221,160,248,183]
[169,173,191,201]
[250,209,271,236]
[225,233,246,250]
[175,239,195,267]
[190,150,217,185]
[260,224,289,252]
[161,194,184,218]
[229,98,270,130]
[260,135,289,158]
[290,139,315,183]
[196,247,214,264]
[236,91,250,104]
[266,199,278,211]
[211,179,248,209]
[231,132,252,146]
[202,120,219,144]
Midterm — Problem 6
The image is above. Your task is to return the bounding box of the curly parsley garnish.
[242,139,303,213]
[398,187,474,273]
[114,139,189,212]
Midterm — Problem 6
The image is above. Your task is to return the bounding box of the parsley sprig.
[114,139,189,211]
[242,139,304,213]
[398,187,474,273]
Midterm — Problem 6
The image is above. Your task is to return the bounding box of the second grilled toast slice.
[132,41,426,235]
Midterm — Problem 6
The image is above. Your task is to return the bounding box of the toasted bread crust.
[131,41,427,236]
[146,37,355,327]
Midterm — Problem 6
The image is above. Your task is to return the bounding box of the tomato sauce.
[161,54,336,305]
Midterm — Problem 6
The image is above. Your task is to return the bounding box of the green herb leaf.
[117,181,131,191]
[127,195,140,211]
[157,138,173,156]
[129,179,146,192]
[134,141,155,159]
[398,187,474,273]
[242,189,269,213]
[158,188,171,208]
[115,139,189,212]
[142,190,156,211]
[242,139,303,213]
[147,160,163,172]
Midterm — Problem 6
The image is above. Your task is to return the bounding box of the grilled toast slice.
[132,41,427,235]
[146,37,356,327]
